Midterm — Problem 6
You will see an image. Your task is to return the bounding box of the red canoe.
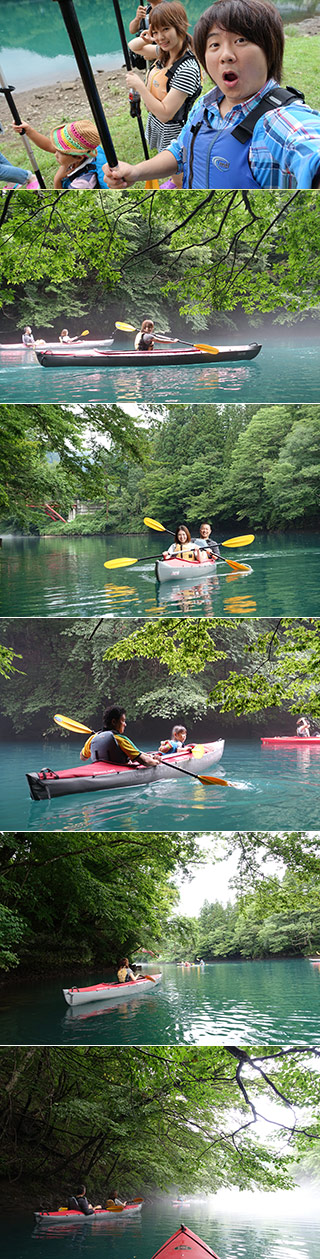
[151,1225,221,1259]
[261,737,320,746]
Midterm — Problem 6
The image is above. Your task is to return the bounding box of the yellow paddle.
[143,517,253,573]
[115,322,219,354]
[53,715,232,787]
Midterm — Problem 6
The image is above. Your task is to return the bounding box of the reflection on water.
[2,958,320,1046]
[1,737,320,833]
[1,342,319,406]
[1,532,320,617]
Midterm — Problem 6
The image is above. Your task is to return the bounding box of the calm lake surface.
[1,959,320,1046]
[1,341,320,405]
[1,532,319,618]
[2,1,317,90]
[3,1193,320,1259]
[1,737,320,831]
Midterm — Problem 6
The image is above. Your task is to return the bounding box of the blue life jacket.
[182,84,305,189]
[96,144,108,188]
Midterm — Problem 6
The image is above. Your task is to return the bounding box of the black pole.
[112,0,150,160]
[0,189,14,229]
[53,0,118,166]
[0,65,46,187]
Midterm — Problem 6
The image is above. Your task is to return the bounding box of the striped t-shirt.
[145,56,201,152]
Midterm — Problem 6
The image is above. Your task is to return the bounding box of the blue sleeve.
[251,103,320,188]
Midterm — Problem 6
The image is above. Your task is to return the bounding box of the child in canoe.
[159,724,188,753]
[103,0,320,189]
[12,118,100,188]
[126,2,202,188]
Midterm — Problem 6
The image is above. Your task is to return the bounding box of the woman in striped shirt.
[126,1,201,187]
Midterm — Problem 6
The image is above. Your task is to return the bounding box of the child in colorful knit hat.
[12,118,100,188]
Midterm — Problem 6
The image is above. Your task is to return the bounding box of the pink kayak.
[26,740,225,800]
[151,1225,221,1259]
[261,736,320,746]
[35,1201,143,1223]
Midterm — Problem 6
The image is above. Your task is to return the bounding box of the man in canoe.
[193,522,220,560]
[68,1186,97,1215]
[80,706,161,768]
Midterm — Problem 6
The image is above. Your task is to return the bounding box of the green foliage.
[1,191,320,334]
[0,832,203,973]
[0,404,146,528]
[1,1044,320,1199]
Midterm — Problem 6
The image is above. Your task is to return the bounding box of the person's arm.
[129,4,147,34]
[12,121,55,152]
[126,70,188,123]
[103,149,178,187]
[53,164,65,188]
[129,36,158,59]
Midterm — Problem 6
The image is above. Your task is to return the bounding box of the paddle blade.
[144,516,166,532]
[145,974,156,982]
[224,559,252,573]
[198,774,230,786]
[115,321,136,332]
[145,179,159,189]
[104,556,138,569]
[81,329,90,336]
[54,713,93,734]
[191,744,205,758]
[222,534,255,547]
[194,343,219,354]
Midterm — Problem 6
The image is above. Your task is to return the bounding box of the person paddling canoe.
[134,318,178,351]
[193,522,220,561]
[117,957,138,984]
[68,1186,99,1215]
[22,325,35,346]
[80,706,161,768]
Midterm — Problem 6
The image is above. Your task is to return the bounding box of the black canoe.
[35,344,262,368]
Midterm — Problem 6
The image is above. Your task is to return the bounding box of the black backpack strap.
[232,85,305,144]
[165,50,201,125]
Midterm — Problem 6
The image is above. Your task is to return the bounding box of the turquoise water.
[1,737,320,831]
[3,1194,320,1259]
[1,532,319,618]
[1,1,316,90]
[1,341,319,405]
[1,958,320,1045]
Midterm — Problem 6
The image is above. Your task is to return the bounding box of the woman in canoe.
[103,0,320,190]
[134,318,178,351]
[117,958,138,983]
[126,2,201,188]
[296,718,311,738]
[163,525,201,561]
[80,706,161,768]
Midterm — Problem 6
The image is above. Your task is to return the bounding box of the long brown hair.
[175,524,191,542]
[149,2,194,67]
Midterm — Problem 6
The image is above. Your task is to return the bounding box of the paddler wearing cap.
[12,118,100,188]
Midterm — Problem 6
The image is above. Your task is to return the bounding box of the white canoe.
[156,557,217,584]
[63,973,162,1006]
[27,740,225,800]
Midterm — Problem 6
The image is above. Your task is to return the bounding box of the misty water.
[1,340,319,405]
[1,531,319,617]
[3,1193,320,1259]
[1,1,318,91]
[1,958,320,1046]
[1,737,320,831]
